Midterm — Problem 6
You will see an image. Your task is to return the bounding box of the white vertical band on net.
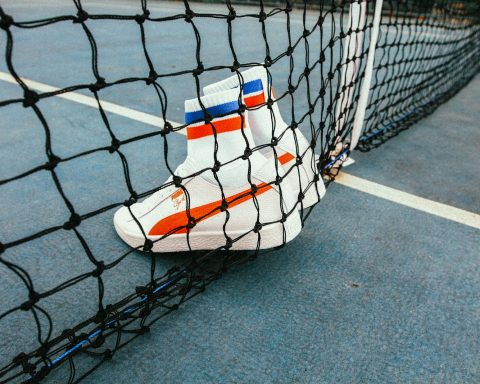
[350,0,384,149]
[333,1,367,139]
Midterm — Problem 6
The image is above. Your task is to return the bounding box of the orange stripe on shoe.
[148,182,273,236]
[171,189,184,199]
[187,116,245,140]
[278,152,295,165]
[244,93,265,108]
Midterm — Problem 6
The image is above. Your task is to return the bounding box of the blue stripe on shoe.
[232,79,263,95]
[243,79,263,95]
[185,100,240,124]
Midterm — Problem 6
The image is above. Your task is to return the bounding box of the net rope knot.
[173,176,182,187]
[146,70,158,85]
[103,349,113,361]
[13,352,27,365]
[32,365,50,382]
[22,90,39,108]
[109,138,120,153]
[242,148,252,160]
[89,77,106,92]
[74,10,89,23]
[62,328,75,339]
[202,112,213,123]
[20,291,40,311]
[135,285,148,295]
[135,13,147,24]
[123,196,135,207]
[184,9,194,22]
[193,63,204,76]
[0,13,13,30]
[63,213,81,230]
[227,10,236,21]
[186,217,196,229]
[143,239,154,252]
[92,261,105,278]
[163,122,173,135]
[220,200,228,212]
[90,333,105,347]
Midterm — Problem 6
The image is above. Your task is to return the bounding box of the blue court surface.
[0,1,479,383]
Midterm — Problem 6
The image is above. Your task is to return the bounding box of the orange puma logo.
[149,182,272,236]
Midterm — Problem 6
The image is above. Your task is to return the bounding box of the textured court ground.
[77,75,478,384]
[0,1,479,383]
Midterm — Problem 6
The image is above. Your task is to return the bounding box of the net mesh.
[0,0,478,383]
[358,0,480,150]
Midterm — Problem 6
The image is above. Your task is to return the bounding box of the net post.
[350,0,383,149]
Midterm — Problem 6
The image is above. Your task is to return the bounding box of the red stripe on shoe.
[148,182,272,236]
[187,116,245,140]
[278,152,295,165]
[244,93,265,108]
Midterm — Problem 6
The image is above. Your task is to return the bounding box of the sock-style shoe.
[113,89,302,252]
[203,66,326,209]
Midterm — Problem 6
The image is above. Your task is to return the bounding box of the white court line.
[0,72,185,134]
[336,172,480,230]
[2,72,478,230]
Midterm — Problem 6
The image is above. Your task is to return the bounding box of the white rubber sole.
[114,209,302,253]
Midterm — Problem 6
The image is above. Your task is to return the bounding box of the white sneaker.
[203,66,326,209]
[114,89,301,252]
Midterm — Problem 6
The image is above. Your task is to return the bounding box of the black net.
[357,0,480,150]
[0,0,478,383]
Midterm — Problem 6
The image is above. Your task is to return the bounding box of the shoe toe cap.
[113,205,143,237]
